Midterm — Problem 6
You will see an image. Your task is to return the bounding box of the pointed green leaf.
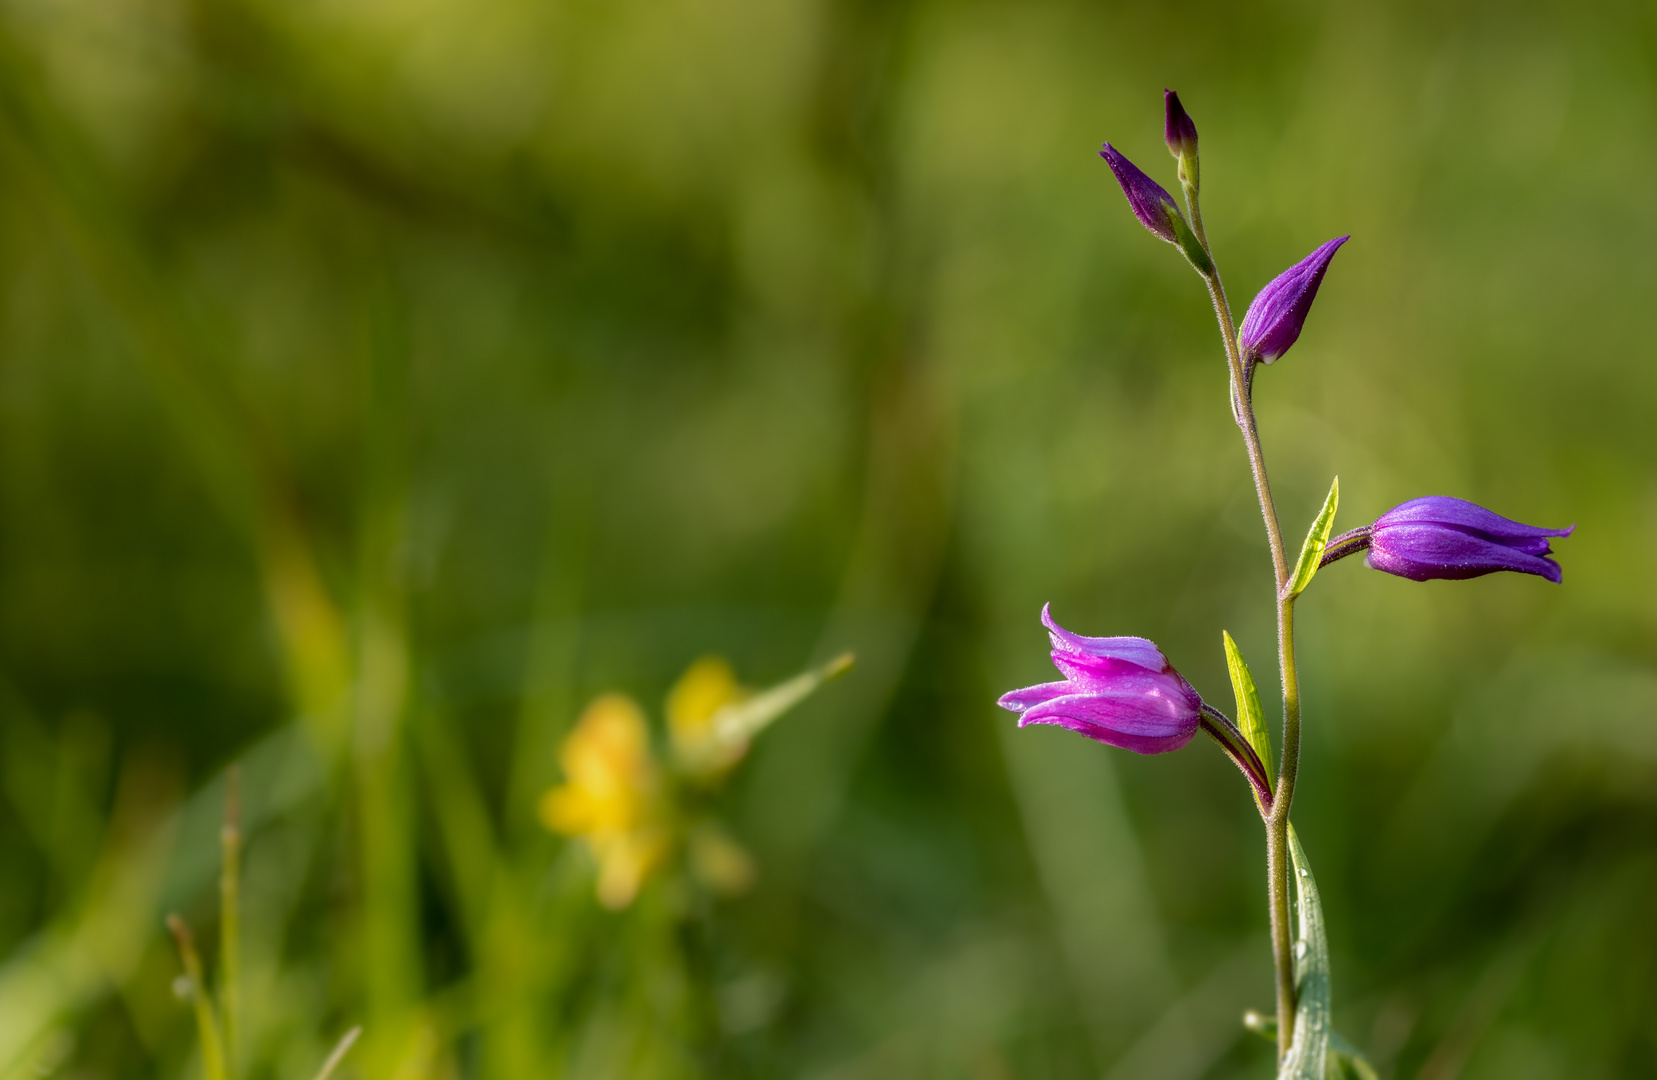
[1275,825,1380,1079]
[1279,825,1329,1080]
[709,652,854,749]
[1222,631,1273,791]
[1286,478,1339,599]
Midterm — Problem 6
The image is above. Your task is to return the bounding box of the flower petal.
[997,681,1076,713]
[1366,527,1564,583]
[1017,690,1199,755]
[1373,496,1573,543]
[1040,603,1167,671]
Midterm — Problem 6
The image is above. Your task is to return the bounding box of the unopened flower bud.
[1099,143,1213,274]
[1238,236,1348,364]
[1100,144,1181,243]
[1362,497,1573,583]
[1163,90,1198,158]
[1163,89,1199,190]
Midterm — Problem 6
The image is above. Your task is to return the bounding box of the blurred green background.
[1,0,1654,1076]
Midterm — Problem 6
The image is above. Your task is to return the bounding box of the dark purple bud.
[1163,89,1198,160]
[1099,143,1184,245]
[1238,236,1348,364]
[997,604,1204,754]
[1362,496,1573,583]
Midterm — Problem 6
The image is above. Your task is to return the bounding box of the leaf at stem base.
[1222,631,1273,792]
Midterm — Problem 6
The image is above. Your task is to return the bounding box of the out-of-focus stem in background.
[219,768,243,1080]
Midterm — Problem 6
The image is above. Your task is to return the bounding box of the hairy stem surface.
[1186,192,1301,1061]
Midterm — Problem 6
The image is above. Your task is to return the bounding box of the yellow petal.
[538,785,596,835]
[559,693,654,798]
[592,829,667,910]
[667,656,745,741]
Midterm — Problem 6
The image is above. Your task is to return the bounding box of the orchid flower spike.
[999,606,1272,804]
[1239,236,1348,364]
[1320,496,1574,583]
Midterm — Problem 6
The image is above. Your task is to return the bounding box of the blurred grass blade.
[219,769,241,1080]
[1279,825,1328,1080]
[707,653,854,754]
[0,1029,72,1080]
[1243,1008,1276,1043]
[1285,479,1339,599]
[1222,632,1273,791]
[312,1026,361,1080]
[1329,1032,1380,1080]
[166,915,228,1080]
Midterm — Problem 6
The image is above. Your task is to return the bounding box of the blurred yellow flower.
[538,693,666,910]
[666,655,751,773]
[540,653,850,909]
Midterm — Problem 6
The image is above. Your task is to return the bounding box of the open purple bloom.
[997,604,1203,754]
[1164,89,1198,159]
[1322,496,1574,583]
[1238,236,1348,364]
[1099,143,1184,245]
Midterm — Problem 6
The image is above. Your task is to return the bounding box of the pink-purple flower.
[997,604,1204,754]
[1239,236,1348,364]
[1322,496,1574,583]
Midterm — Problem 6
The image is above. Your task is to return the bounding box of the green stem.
[220,767,242,1080]
[1184,183,1300,1062]
[167,914,229,1080]
[1267,600,1299,1061]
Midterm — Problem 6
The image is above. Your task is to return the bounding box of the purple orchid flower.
[1164,89,1198,160]
[1000,606,1274,805]
[1320,496,1574,583]
[1238,236,1348,364]
[998,604,1204,754]
[1099,143,1184,245]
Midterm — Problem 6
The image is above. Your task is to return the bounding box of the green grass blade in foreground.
[1286,479,1339,599]
[1222,631,1273,791]
[1276,826,1380,1080]
[1279,825,1328,1079]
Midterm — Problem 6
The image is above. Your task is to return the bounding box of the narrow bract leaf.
[709,653,854,749]
[1279,825,1329,1080]
[1173,215,1214,275]
[1222,632,1273,791]
[1287,478,1339,599]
